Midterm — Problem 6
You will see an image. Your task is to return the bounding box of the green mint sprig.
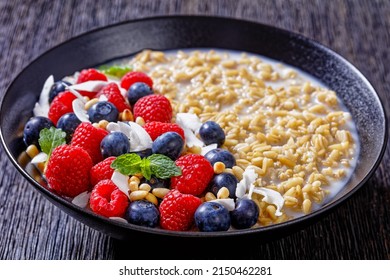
[111,153,181,180]
[38,127,66,158]
[98,65,132,79]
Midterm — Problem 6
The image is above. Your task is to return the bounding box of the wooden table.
[1,0,389,260]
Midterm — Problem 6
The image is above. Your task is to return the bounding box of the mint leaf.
[148,154,182,179]
[140,158,152,180]
[99,65,132,79]
[110,153,142,175]
[110,153,182,180]
[38,127,66,157]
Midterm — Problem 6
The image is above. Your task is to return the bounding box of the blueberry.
[134,148,152,158]
[125,200,159,228]
[127,82,153,106]
[204,148,236,168]
[57,113,81,143]
[208,172,238,199]
[141,176,170,189]
[230,198,259,229]
[23,116,54,147]
[49,80,71,103]
[194,202,231,232]
[87,101,118,123]
[199,121,225,147]
[100,131,130,158]
[152,132,184,160]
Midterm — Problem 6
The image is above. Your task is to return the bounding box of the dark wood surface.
[1,0,389,260]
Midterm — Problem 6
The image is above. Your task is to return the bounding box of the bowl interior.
[0,16,387,239]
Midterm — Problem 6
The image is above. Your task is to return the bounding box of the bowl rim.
[0,14,388,238]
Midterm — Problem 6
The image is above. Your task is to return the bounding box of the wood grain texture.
[0,0,389,260]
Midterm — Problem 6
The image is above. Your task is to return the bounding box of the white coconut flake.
[235,166,284,215]
[111,170,130,198]
[201,143,218,156]
[176,113,205,148]
[118,122,132,139]
[252,187,284,216]
[119,86,128,98]
[66,85,87,102]
[31,152,48,164]
[107,121,152,151]
[69,81,108,93]
[176,113,202,132]
[33,75,54,117]
[109,217,128,223]
[106,122,121,133]
[182,127,205,148]
[98,94,108,102]
[62,75,77,85]
[72,99,90,123]
[127,121,153,151]
[71,191,90,208]
[211,198,235,211]
[236,166,258,198]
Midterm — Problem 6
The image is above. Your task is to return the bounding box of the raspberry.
[133,94,172,123]
[171,154,214,196]
[143,121,185,141]
[45,144,93,198]
[48,91,77,126]
[120,71,153,90]
[90,156,116,187]
[76,68,108,84]
[159,189,201,231]
[96,82,131,112]
[71,122,109,164]
[89,179,129,218]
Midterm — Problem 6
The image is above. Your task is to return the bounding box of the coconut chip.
[111,170,130,198]
[235,166,258,198]
[211,198,235,211]
[71,191,90,208]
[252,187,284,216]
[109,217,128,223]
[69,81,108,93]
[33,75,54,117]
[31,152,48,164]
[72,99,90,123]
[201,143,218,156]
[126,121,153,151]
[175,113,205,148]
[65,84,87,102]
[236,165,284,216]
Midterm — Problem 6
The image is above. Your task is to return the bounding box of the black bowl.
[0,15,387,241]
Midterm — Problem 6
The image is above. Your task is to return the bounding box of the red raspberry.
[120,71,153,90]
[143,121,185,141]
[48,91,77,126]
[96,82,131,112]
[45,144,93,198]
[90,156,116,187]
[133,94,172,123]
[71,122,109,164]
[77,68,108,84]
[159,189,201,231]
[89,179,129,218]
[171,154,214,196]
